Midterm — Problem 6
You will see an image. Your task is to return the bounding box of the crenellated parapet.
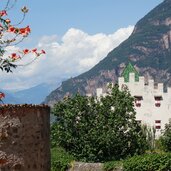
[118,72,169,96]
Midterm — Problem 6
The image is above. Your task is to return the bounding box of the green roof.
[121,62,139,82]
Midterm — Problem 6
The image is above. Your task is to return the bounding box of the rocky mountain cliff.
[45,0,171,106]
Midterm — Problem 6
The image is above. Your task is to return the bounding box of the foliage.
[51,85,147,162]
[51,147,75,171]
[0,1,41,72]
[141,125,156,152]
[155,138,165,152]
[103,160,123,171]
[0,0,45,101]
[123,153,171,171]
[160,120,171,152]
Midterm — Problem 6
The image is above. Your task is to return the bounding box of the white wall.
[88,72,171,136]
[118,73,171,136]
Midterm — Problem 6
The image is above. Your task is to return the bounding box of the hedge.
[51,147,75,171]
[123,153,171,171]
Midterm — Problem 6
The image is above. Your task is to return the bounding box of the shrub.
[51,85,147,162]
[103,161,123,171]
[123,153,171,171]
[160,120,171,152]
[51,147,75,171]
[141,125,156,152]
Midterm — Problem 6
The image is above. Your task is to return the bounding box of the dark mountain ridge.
[45,0,171,106]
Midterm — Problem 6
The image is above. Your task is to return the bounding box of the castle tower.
[91,62,171,137]
[118,63,171,137]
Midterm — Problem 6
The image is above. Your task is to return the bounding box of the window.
[155,103,161,107]
[155,125,161,129]
[154,96,162,107]
[134,96,143,107]
[155,120,161,130]
[136,103,141,107]
[155,120,161,124]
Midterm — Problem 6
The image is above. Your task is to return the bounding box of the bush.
[51,85,147,162]
[141,125,156,152]
[51,147,75,171]
[160,120,171,152]
[123,153,171,171]
[103,161,123,171]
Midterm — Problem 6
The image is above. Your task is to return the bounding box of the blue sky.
[0,0,163,90]
[26,0,162,37]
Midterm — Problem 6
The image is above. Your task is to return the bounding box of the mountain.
[45,0,171,106]
[0,89,21,104]
[2,83,57,104]
[13,83,55,104]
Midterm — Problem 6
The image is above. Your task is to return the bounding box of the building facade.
[93,63,171,136]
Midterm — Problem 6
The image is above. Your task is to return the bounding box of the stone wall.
[0,104,50,171]
[68,162,123,171]
[68,162,103,171]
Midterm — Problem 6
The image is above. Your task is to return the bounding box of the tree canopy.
[51,85,147,162]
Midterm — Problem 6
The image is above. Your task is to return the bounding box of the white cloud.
[0,26,134,90]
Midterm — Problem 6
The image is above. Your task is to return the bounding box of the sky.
[0,0,163,91]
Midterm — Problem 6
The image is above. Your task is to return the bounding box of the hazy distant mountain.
[44,0,171,106]
[0,89,20,104]
[13,83,55,104]
[2,83,58,104]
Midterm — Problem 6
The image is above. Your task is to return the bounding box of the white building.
[93,63,171,136]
